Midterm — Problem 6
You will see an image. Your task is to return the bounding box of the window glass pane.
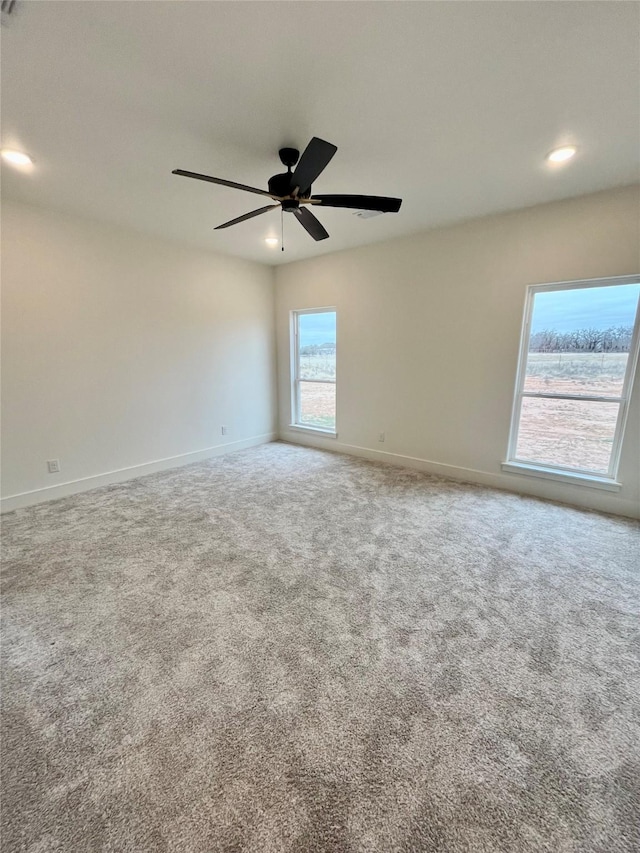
[299,381,336,431]
[298,312,336,381]
[524,284,639,397]
[524,352,628,397]
[515,397,620,474]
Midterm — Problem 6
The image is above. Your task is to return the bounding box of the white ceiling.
[2,1,638,265]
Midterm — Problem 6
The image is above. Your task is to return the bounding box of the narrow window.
[506,276,640,482]
[291,308,337,433]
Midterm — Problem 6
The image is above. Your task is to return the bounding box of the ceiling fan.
[172,137,402,242]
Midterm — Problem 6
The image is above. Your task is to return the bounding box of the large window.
[291,308,336,433]
[505,276,640,484]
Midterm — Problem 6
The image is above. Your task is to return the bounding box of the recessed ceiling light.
[1,149,33,167]
[265,237,278,247]
[546,146,577,164]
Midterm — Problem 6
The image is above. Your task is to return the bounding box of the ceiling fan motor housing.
[268,171,311,199]
[268,172,294,197]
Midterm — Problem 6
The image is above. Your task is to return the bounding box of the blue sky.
[531,283,640,333]
[299,311,336,346]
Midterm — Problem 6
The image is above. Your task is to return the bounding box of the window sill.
[287,424,337,439]
[501,461,621,492]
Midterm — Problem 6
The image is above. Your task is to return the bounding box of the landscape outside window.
[296,310,336,431]
[512,281,640,476]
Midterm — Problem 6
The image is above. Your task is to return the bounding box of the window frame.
[290,306,337,437]
[504,275,640,487]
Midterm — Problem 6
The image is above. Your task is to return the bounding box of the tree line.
[300,343,336,355]
[529,326,634,353]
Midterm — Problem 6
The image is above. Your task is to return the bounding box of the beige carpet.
[2,442,639,852]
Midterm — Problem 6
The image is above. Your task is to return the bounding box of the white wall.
[1,200,277,509]
[4,188,639,517]
[276,185,640,518]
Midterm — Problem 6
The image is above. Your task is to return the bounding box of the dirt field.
[299,381,336,430]
[515,397,618,473]
[517,352,626,472]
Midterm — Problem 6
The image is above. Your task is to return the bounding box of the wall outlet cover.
[47,459,60,474]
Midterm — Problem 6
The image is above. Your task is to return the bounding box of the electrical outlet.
[378,432,385,443]
[47,459,60,474]
[221,426,228,436]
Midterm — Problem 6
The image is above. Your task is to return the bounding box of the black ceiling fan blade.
[291,137,338,196]
[311,194,402,213]
[172,169,279,199]
[294,207,330,241]
[214,204,279,230]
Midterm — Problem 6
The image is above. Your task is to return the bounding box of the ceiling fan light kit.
[173,136,402,245]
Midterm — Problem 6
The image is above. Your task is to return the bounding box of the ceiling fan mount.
[278,147,300,169]
[172,136,402,243]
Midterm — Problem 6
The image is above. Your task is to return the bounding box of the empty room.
[1,2,639,851]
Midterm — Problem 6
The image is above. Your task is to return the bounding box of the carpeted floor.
[2,442,639,853]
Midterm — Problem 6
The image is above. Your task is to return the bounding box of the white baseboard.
[1,433,277,513]
[280,429,640,519]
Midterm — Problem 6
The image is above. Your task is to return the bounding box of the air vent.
[353,210,384,219]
